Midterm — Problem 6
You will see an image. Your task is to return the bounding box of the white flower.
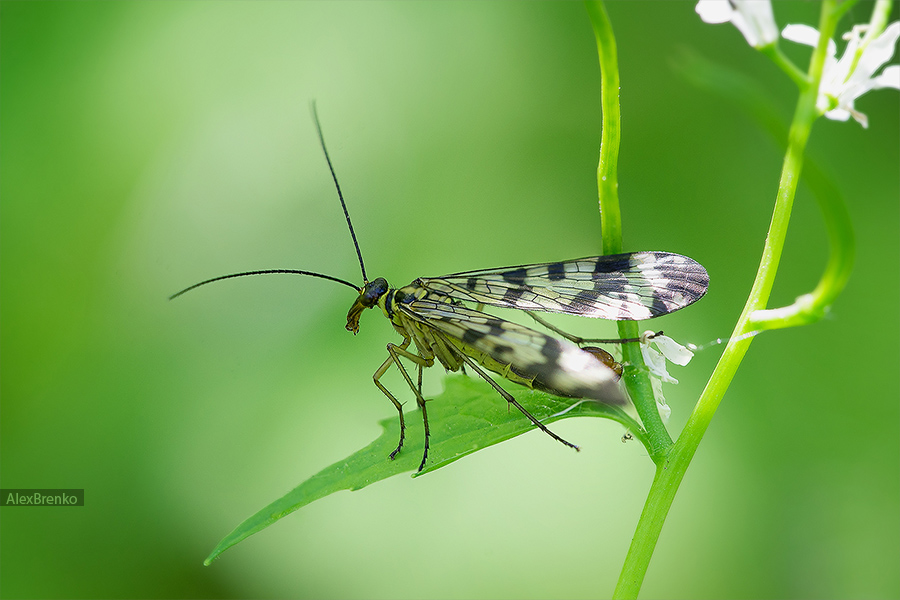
[640,332,694,385]
[652,377,672,422]
[639,333,694,421]
[696,0,779,48]
[782,21,900,128]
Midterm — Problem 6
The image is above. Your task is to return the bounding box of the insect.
[171,105,709,471]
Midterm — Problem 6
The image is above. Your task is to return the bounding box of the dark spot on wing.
[493,344,513,356]
[595,275,627,291]
[593,254,633,274]
[462,328,486,345]
[570,289,599,310]
[486,319,507,338]
[647,293,670,316]
[540,339,562,361]
[502,268,528,285]
[547,262,566,281]
[502,286,525,305]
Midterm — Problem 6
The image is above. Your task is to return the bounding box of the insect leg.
[525,310,657,345]
[415,362,433,466]
[373,354,408,460]
[372,338,429,461]
[441,336,580,452]
[384,342,433,471]
[524,311,584,343]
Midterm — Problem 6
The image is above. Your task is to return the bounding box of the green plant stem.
[676,50,856,334]
[749,0,892,330]
[761,44,810,88]
[612,2,844,598]
[864,0,892,38]
[833,0,863,22]
[587,1,621,255]
[585,0,672,461]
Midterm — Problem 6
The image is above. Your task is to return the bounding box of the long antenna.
[170,105,369,302]
[310,101,369,283]
[169,269,361,300]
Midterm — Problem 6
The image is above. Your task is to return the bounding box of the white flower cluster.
[783,22,900,128]
[696,0,899,128]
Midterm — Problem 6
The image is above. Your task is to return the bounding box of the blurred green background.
[2,2,898,598]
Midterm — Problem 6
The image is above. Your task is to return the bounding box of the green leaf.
[204,375,644,565]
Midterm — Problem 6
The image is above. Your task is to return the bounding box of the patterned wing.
[400,300,627,405]
[417,251,708,320]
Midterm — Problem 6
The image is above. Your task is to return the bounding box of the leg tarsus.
[416,398,430,472]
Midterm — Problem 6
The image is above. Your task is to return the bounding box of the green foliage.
[205,375,642,564]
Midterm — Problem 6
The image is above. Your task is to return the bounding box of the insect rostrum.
[172,106,709,472]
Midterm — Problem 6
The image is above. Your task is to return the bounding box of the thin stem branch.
[749,0,894,330]
[585,0,672,461]
[675,50,856,334]
[761,44,811,88]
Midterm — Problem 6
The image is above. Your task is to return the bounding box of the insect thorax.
[378,282,551,390]
[344,278,433,334]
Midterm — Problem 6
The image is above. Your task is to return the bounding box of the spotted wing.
[400,300,627,405]
[418,251,708,321]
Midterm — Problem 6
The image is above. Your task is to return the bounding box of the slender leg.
[444,336,580,452]
[414,362,432,470]
[525,310,656,345]
[417,363,424,396]
[373,337,435,470]
[373,353,408,460]
[418,392,430,472]
[385,342,432,471]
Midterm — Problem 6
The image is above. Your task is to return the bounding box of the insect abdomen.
[444,336,542,389]
[443,327,627,405]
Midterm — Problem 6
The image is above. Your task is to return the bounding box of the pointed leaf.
[204,375,644,564]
